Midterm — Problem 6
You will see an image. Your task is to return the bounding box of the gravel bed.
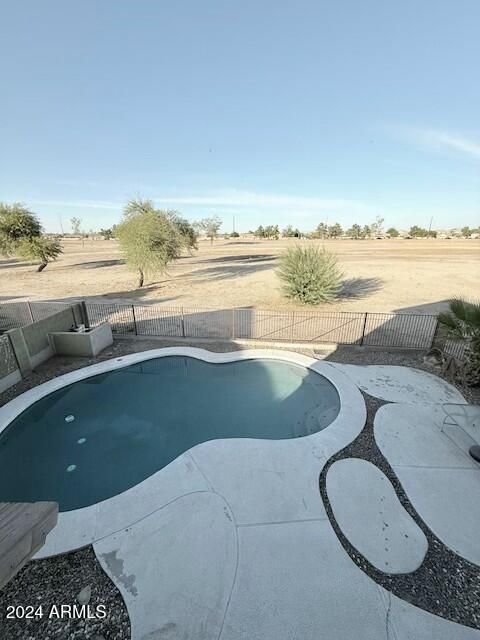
[319,392,480,629]
[0,546,130,640]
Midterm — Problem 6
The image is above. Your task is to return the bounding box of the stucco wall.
[22,306,78,357]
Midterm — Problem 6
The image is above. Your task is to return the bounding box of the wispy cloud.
[393,125,480,159]
[31,189,373,216]
[30,199,121,210]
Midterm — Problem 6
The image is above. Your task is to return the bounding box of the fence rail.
[0,299,445,351]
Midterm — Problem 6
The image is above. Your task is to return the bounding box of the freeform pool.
[0,356,340,511]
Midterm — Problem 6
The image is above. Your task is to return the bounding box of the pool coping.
[0,347,366,558]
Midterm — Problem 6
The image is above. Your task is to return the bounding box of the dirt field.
[1,238,478,314]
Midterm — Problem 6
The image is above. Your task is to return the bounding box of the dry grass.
[1,237,478,314]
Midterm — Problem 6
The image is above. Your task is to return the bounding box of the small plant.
[277,246,343,304]
[438,298,480,387]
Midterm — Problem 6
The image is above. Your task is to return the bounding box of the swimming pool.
[0,355,340,511]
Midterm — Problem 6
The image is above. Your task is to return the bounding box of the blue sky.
[0,1,479,233]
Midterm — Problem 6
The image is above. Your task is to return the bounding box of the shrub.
[277,246,343,304]
[438,298,480,386]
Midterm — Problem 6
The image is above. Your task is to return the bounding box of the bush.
[277,246,343,304]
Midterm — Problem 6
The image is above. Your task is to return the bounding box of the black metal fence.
[0,299,443,350]
[0,298,447,350]
[0,300,74,332]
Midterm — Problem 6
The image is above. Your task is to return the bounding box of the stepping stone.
[331,364,466,404]
[374,404,476,469]
[221,519,387,639]
[94,492,237,640]
[392,465,480,566]
[326,458,428,573]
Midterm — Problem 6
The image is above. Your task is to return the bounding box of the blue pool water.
[0,357,340,511]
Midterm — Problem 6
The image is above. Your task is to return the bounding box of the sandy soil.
[1,238,478,314]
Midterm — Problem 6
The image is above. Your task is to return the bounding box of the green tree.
[0,203,42,253]
[461,226,472,238]
[277,246,343,304]
[328,223,343,238]
[116,199,186,287]
[169,214,198,252]
[386,227,399,238]
[100,228,114,240]
[362,225,371,239]
[254,225,265,238]
[16,236,62,272]
[346,224,362,239]
[282,225,300,238]
[315,222,328,239]
[409,225,428,237]
[0,202,62,271]
[70,217,82,235]
[370,216,385,237]
[197,216,222,244]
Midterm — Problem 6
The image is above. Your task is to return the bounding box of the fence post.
[429,317,440,350]
[291,311,295,341]
[360,312,368,345]
[181,308,186,338]
[231,308,235,340]
[132,305,138,335]
[26,301,34,324]
[80,300,90,329]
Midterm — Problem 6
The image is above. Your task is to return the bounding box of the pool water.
[0,357,340,511]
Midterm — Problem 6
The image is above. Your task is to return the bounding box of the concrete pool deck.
[1,348,479,638]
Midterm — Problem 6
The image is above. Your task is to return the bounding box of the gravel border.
[0,546,130,640]
[319,392,480,629]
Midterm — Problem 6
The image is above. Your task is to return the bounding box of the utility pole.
[428,216,433,238]
[59,215,64,235]
[232,215,235,234]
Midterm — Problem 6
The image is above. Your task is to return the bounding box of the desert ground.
[0,238,478,314]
